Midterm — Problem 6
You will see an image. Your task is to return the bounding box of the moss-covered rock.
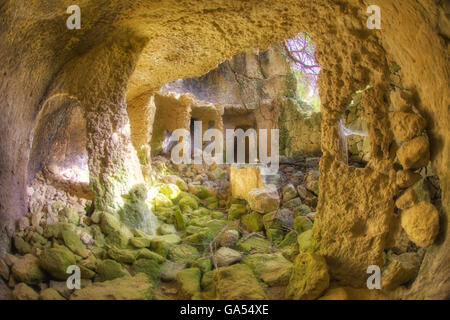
[201,270,216,299]
[95,259,128,282]
[192,257,212,274]
[285,252,329,300]
[173,206,187,231]
[132,258,160,284]
[298,229,315,252]
[39,288,66,300]
[242,253,293,286]
[107,248,137,264]
[228,203,248,220]
[100,212,121,235]
[214,247,242,267]
[282,184,297,202]
[71,273,153,300]
[177,268,202,299]
[13,236,32,255]
[159,183,181,200]
[248,186,280,213]
[11,254,45,285]
[293,216,313,234]
[236,236,272,254]
[12,283,39,300]
[130,236,152,248]
[178,193,199,211]
[136,248,166,263]
[105,230,130,248]
[39,247,77,280]
[215,264,267,300]
[167,244,200,266]
[160,261,186,282]
[266,228,284,244]
[241,212,264,232]
[61,207,80,225]
[183,229,214,245]
[61,229,86,253]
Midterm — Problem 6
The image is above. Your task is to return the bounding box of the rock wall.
[0,0,448,298]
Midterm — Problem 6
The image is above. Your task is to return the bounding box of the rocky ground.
[0,138,442,300]
[0,153,328,300]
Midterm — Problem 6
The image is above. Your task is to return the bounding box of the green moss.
[136,248,166,263]
[236,237,272,254]
[192,257,212,274]
[39,247,77,280]
[241,212,264,232]
[228,203,247,220]
[61,229,86,253]
[105,229,130,249]
[278,230,298,248]
[172,206,187,231]
[177,268,201,299]
[159,183,181,200]
[167,244,200,266]
[132,258,160,285]
[107,247,137,264]
[293,216,313,234]
[95,259,128,282]
[298,229,315,253]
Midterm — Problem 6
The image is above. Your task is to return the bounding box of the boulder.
[95,259,128,282]
[131,259,160,284]
[71,273,153,300]
[242,253,292,286]
[167,244,200,266]
[236,236,272,254]
[285,252,330,300]
[39,247,77,280]
[61,229,86,253]
[247,185,280,213]
[136,248,165,263]
[382,252,421,290]
[282,197,302,209]
[396,170,421,189]
[229,165,264,201]
[214,247,243,267]
[298,229,315,252]
[241,212,264,232]
[39,288,65,300]
[228,203,248,219]
[297,185,318,208]
[219,229,240,248]
[192,257,212,274]
[304,170,320,195]
[11,254,45,285]
[397,136,430,170]
[12,283,39,300]
[160,261,186,282]
[215,264,267,300]
[176,268,202,299]
[107,248,137,264]
[395,188,417,210]
[401,201,439,247]
[390,111,426,142]
[100,212,121,235]
[0,258,9,281]
[293,216,313,234]
[281,184,297,202]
